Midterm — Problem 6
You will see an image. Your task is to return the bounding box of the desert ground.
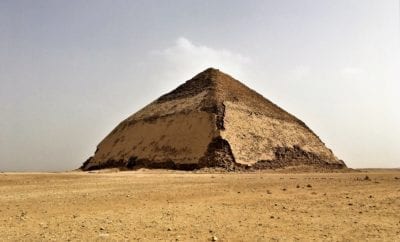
[0,169,399,241]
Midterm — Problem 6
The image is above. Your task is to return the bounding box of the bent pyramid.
[81,68,346,171]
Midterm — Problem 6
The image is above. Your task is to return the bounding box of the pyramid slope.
[81,68,346,170]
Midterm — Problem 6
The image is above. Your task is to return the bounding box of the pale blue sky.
[0,0,399,171]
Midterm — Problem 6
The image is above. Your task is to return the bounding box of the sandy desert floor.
[0,169,399,241]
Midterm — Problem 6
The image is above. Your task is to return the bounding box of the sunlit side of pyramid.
[81,68,346,170]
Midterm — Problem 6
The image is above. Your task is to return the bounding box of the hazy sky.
[0,0,399,171]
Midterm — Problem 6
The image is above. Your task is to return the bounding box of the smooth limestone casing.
[89,91,217,166]
[221,101,337,166]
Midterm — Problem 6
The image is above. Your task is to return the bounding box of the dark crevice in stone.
[200,103,225,130]
[215,103,225,130]
[126,156,138,169]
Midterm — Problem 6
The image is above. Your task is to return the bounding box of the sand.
[0,169,399,241]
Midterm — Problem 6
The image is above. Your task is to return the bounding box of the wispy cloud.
[150,37,251,81]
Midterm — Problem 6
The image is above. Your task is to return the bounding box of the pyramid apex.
[194,67,233,81]
[195,67,221,77]
[203,67,219,72]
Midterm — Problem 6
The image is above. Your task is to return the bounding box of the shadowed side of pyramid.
[81,68,346,171]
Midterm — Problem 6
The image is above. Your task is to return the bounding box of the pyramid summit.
[81,68,346,171]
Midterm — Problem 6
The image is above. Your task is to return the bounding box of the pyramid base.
[252,145,346,170]
[81,144,345,171]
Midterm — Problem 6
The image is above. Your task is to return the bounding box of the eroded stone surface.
[81,68,346,170]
